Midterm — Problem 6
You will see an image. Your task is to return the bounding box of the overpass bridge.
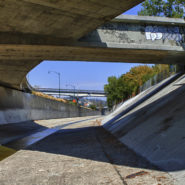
[34,88,107,97]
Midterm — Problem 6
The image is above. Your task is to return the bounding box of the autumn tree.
[104,65,156,109]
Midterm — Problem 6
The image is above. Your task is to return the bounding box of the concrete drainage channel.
[0,116,175,185]
[0,116,101,161]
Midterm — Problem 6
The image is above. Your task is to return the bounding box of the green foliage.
[138,0,185,18]
[104,76,125,108]
[104,65,157,109]
[104,65,170,109]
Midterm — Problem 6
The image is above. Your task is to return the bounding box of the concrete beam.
[0,44,183,62]
[1,15,185,90]
[78,15,185,62]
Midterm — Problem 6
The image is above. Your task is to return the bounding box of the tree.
[138,0,183,73]
[104,76,125,108]
[104,65,156,109]
[138,0,185,18]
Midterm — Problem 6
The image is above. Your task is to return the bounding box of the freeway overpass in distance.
[34,88,107,97]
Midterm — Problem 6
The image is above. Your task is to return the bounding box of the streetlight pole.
[48,71,61,98]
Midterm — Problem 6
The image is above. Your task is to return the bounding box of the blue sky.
[28,4,145,91]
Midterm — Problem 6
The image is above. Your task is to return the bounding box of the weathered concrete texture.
[103,74,185,183]
[0,86,100,125]
[78,15,185,64]
[0,119,174,185]
[102,73,180,126]
[0,0,142,40]
[0,60,41,89]
[80,15,185,49]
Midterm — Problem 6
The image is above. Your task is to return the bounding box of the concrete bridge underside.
[0,0,143,90]
[1,0,185,91]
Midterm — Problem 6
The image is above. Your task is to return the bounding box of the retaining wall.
[0,86,100,125]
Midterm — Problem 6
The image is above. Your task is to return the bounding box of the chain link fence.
[139,65,177,93]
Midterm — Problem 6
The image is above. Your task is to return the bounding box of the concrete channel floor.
[0,116,175,185]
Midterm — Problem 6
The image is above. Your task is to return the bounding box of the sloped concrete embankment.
[0,86,100,125]
[103,74,185,173]
[103,73,181,127]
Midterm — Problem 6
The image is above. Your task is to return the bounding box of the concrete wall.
[0,86,100,125]
[103,74,185,173]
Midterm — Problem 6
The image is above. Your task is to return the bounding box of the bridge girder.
[1,1,185,90]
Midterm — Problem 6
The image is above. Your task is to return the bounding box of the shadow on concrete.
[23,77,185,173]
[27,126,159,171]
[2,77,185,173]
[0,121,47,145]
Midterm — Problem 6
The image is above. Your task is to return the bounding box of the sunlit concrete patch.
[35,116,100,128]
[0,146,16,161]
[4,116,102,150]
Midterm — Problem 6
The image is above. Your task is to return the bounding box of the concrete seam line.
[94,128,128,185]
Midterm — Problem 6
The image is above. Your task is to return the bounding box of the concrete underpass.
[0,0,185,185]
